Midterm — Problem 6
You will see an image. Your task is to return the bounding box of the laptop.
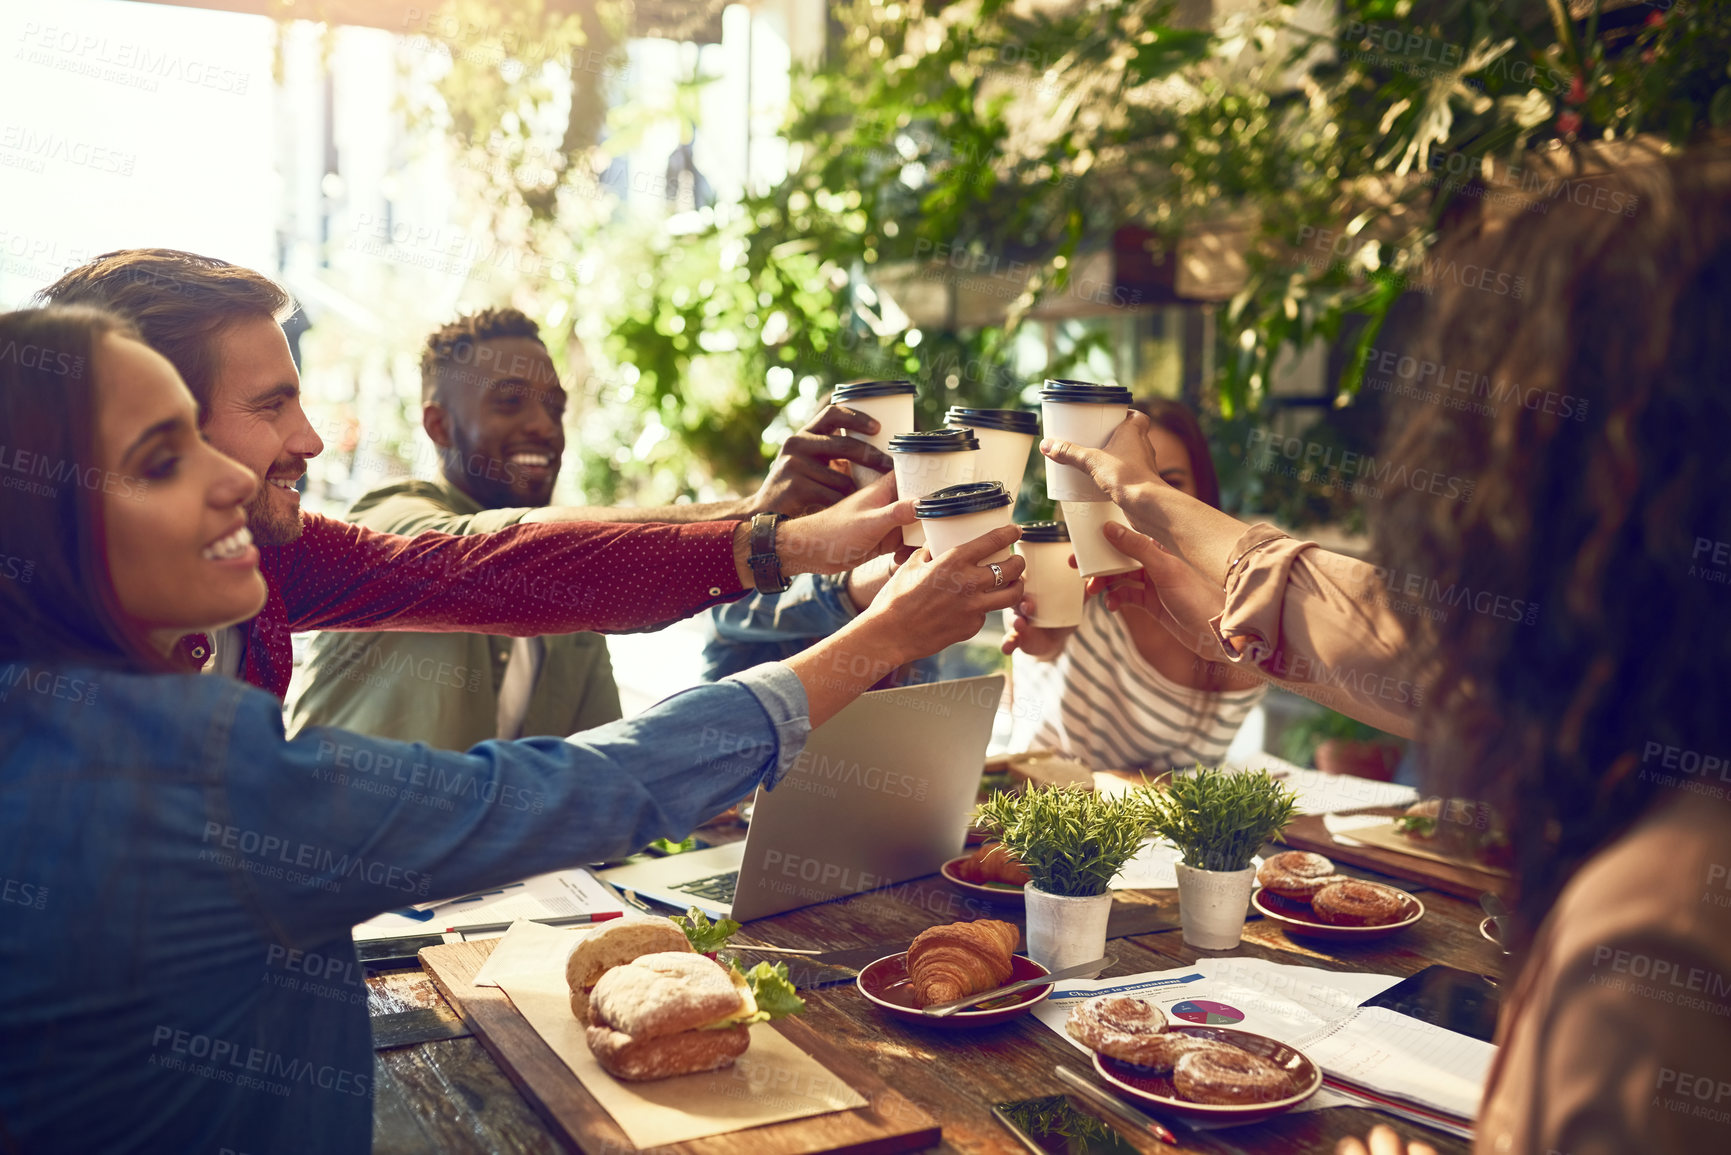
[600,674,1005,922]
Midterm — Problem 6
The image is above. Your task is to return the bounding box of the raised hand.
[747,404,895,517]
[774,471,914,575]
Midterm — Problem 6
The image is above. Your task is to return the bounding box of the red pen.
[444,910,625,935]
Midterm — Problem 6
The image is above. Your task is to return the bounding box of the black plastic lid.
[1038,378,1132,404]
[944,407,1040,435]
[1017,521,1070,543]
[888,428,980,453]
[833,379,917,402]
[914,481,1012,519]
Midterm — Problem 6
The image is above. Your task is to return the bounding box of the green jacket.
[286,477,622,749]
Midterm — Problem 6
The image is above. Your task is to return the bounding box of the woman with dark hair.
[1043,146,1731,1154]
[1002,398,1265,772]
[0,304,1024,1154]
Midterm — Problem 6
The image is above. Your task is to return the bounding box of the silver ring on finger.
[989,562,1005,589]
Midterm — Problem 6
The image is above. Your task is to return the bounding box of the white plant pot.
[1023,884,1113,974]
[1173,862,1256,950]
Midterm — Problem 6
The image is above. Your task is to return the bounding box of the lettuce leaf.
[742,961,806,1020]
[672,906,739,953]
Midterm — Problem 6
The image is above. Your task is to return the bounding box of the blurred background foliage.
[415,0,1731,514]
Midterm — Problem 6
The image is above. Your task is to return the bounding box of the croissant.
[906,919,1019,1006]
[954,843,1031,887]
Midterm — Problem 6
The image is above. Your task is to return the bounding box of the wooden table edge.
[417,940,942,1155]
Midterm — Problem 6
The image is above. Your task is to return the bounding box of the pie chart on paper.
[1169,999,1244,1025]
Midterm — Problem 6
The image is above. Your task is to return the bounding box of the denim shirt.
[0,659,807,1155]
[702,573,947,683]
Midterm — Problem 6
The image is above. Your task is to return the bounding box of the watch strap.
[747,513,791,594]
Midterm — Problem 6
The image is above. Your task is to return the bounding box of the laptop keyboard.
[674,871,740,904]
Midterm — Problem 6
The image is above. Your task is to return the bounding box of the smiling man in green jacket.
[288,307,892,748]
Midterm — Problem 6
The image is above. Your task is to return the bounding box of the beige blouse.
[1210,524,1731,1153]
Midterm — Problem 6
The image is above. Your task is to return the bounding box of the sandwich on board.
[565,916,804,1081]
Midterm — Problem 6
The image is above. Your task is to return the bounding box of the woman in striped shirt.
[1003,399,1265,773]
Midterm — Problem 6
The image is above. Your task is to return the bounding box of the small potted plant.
[1145,766,1299,950]
[975,784,1154,972]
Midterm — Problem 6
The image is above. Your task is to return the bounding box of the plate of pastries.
[1251,851,1424,940]
[941,842,1030,901]
[856,918,1049,1028]
[1065,994,1321,1124]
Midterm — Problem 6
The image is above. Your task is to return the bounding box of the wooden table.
[366,829,1503,1155]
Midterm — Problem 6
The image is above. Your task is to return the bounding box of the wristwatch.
[747,512,791,594]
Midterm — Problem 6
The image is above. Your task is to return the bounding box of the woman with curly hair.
[1044,143,1731,1155]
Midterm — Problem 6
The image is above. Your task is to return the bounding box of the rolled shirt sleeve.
[721,661,812,788]
[1211,523,1423,734]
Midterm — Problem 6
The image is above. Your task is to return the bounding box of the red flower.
[1557,110,1582,135]
[1646,11,1665,28]
[1566,75,1587,105]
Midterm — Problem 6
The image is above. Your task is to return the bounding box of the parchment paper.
[485,921,867,1148]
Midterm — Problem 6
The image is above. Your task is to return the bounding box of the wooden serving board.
[418,940,940,1155]
[1280,814,1506,901]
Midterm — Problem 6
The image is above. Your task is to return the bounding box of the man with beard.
[37,250,905,702]
[289,309,640,744]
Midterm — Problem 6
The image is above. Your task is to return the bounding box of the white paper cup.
[833,382,916,488]
[945,409,1039,501]
[889,432,981,547]
[1014,529,1084,628]
[1061,500,1141,579]
[1039,380,1132,502]
[916,483,1015,563]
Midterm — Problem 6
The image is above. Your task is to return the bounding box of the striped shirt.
[1010,595,1266,773]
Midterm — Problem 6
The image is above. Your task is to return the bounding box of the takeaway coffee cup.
[1014,521,1084,628]
[832,379,917,488]
[1039,379,1132,501]
[914,482,1015,563]
[889,428,982,546]
[1061,500,1141,579]
[944,407,1040,502]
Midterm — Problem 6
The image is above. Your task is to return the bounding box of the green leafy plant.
[1145,767,1298,873]
[975,784,1154,897]
[671,906,739,954]
[1280,708,1401,767]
